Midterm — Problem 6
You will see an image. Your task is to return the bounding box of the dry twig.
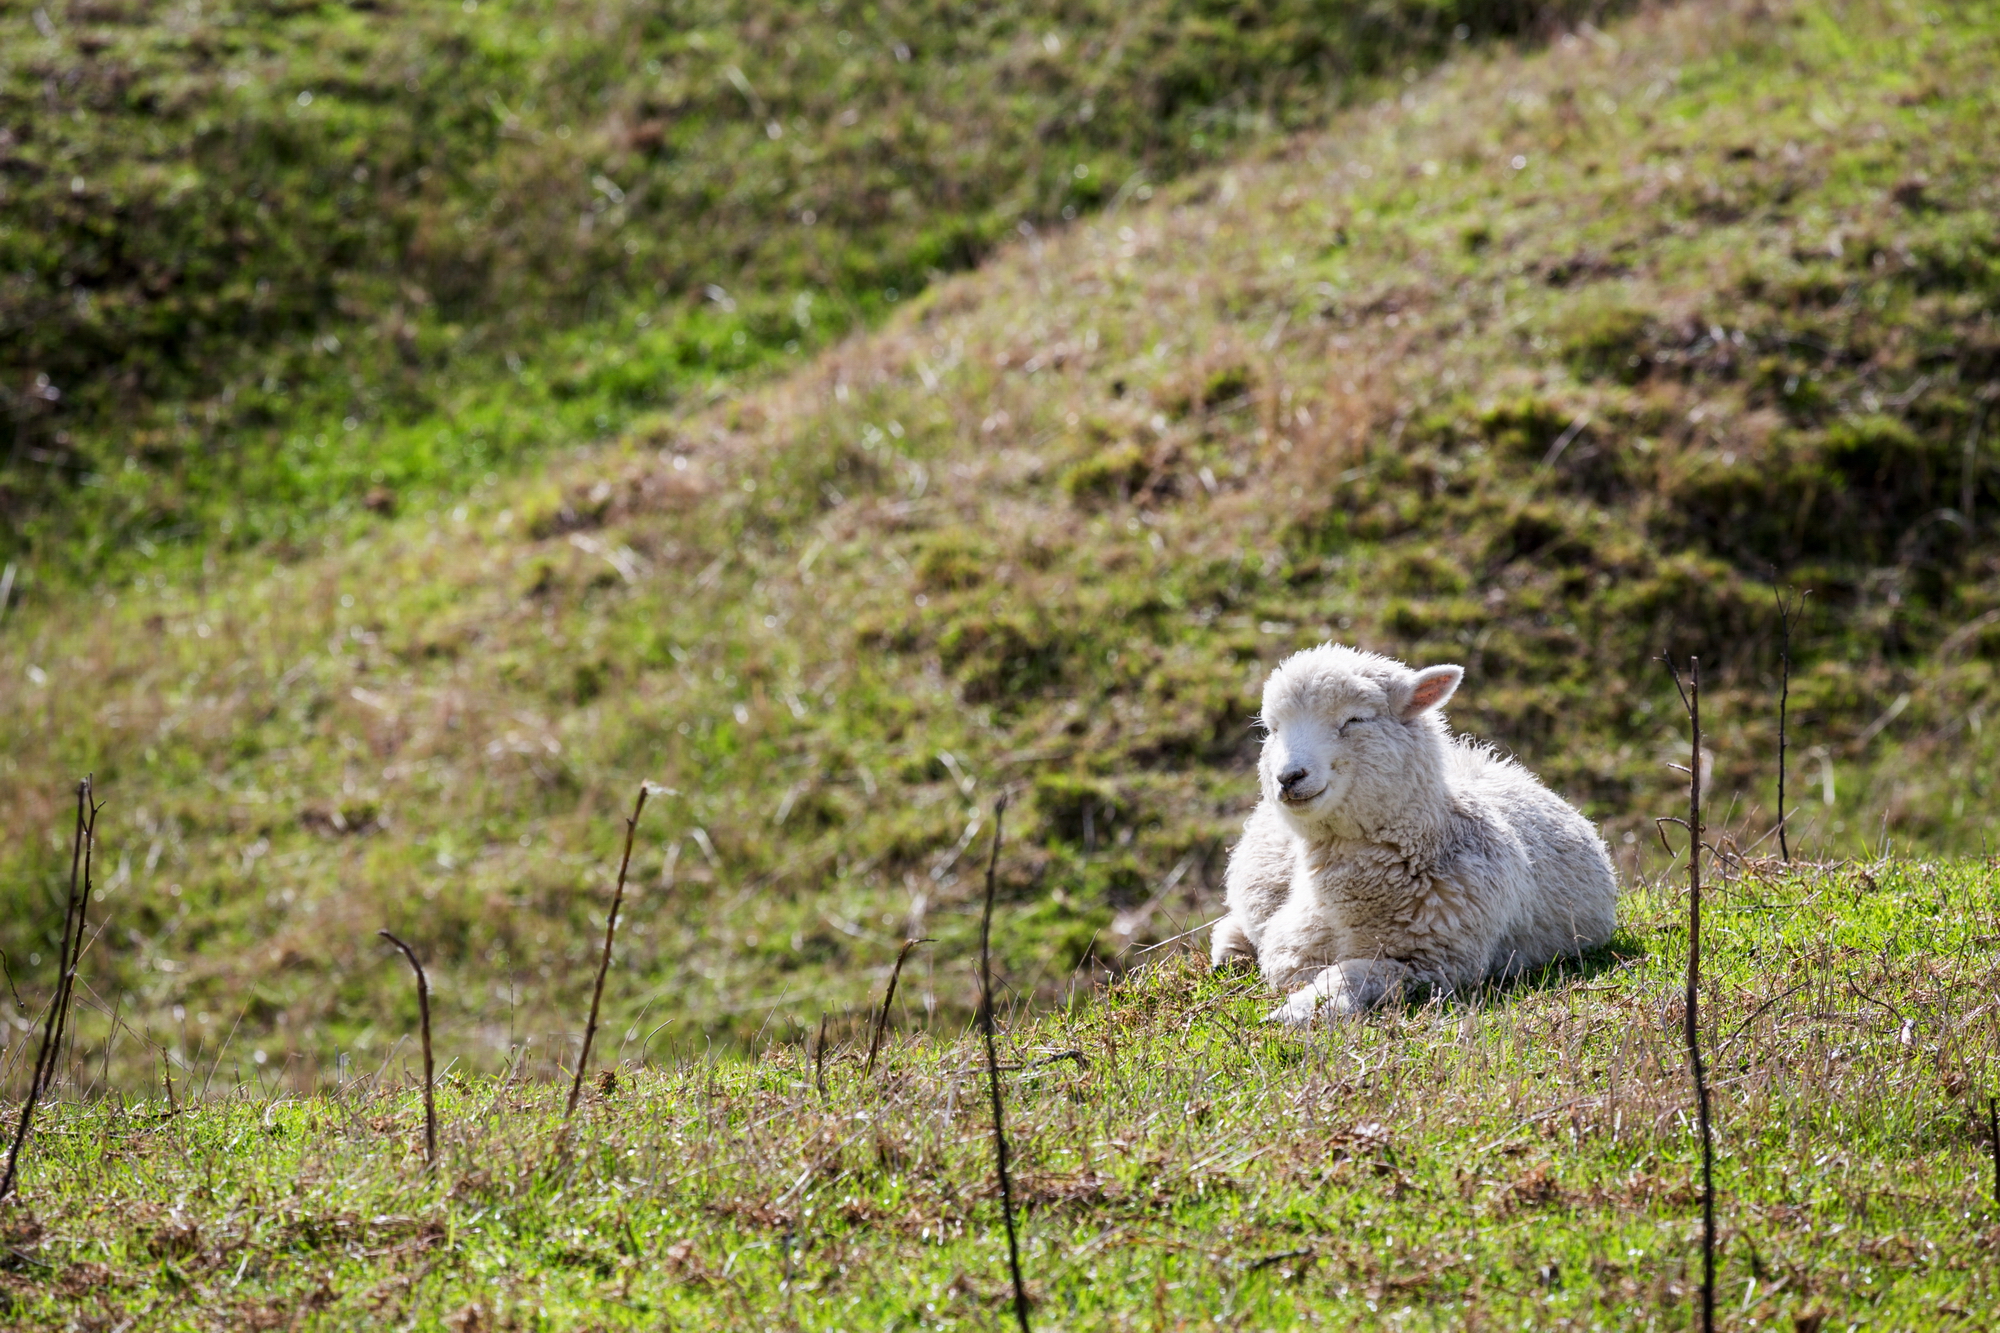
[1989,1097,1999,1208]
[567,783,653,1121]
[1666,657,1716,1333]
[1774,587,1809,862]
[864,937,934,1077]
[44,786,100,1101]
[377,930,437,1171]
[813,1014,830,1102]
[1,777,94,1202]
[977,796,1031,1333]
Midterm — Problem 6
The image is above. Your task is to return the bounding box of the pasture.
[5,859,1997,1328]
[3,0,1999,1324]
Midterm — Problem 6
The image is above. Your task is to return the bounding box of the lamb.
[1210,644,1617,1023]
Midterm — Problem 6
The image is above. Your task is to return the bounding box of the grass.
[4,0,1999,1083]
[0,0,1588,580]
[5,0,1998,1322]
[5,858,2000,1328]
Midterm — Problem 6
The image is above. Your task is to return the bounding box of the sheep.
[1210,644,1617,1023]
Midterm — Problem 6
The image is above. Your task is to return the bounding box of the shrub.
[914,534,990,592]
[1063,443,1150,506]
[938,613,1076,702]
[1030,773,1132,848]
[1558,298,1654,384]
[1478,396,1573,460]
[1200,363,1255,410]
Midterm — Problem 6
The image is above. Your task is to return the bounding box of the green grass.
[6,859,2000,1328]
[5,0,1999,1322]
[4,0,1999,1079]
[0,0,1585,580]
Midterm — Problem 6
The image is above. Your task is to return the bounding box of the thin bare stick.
[1989,1096,1999,1208]
[1,777,91,1201]
[0,951,26,1014]
[1774,587,1809,862]
[377,931,437,1171]
[864,937,934,1077]
[47,791,101,1098]
[1132,914,1226,957]
[977,796,1030,1333]
[566,784,652,1121]
[1665,657,1715,1333]
[813,1014,830,1103]
[1965,399,1988,528]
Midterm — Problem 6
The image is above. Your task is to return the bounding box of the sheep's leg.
[1208,913,1258,969]
[1264,959,1415,1024]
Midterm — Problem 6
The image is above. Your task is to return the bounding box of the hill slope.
[0,0,1580,577]
[1,0,1998,1081]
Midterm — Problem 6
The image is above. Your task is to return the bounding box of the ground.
[4,0,1999,1078]
[2,0,1999,1323]
[4,859,1998,1328]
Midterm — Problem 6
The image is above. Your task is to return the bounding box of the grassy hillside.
[5,860,2000,1328]
[2,0,1999,1090]
[0,0,1580,579]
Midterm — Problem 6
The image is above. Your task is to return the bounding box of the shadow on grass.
[1464,926,1651,1009]
[1133,927,1650,1030]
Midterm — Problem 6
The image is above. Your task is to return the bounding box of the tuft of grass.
[4,860,2000,1327]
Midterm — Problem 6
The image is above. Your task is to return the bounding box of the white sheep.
[1210,644,1617,1022]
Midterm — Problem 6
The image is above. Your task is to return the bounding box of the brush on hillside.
[377,931,437,1171]
[1,777,95,1202]
[865,937,934,1078]
[1665,657,1716,1333]
[977,795,1031,1333]
[566,783,653,1122]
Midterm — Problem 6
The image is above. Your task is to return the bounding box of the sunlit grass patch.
[5,860,2000,1327]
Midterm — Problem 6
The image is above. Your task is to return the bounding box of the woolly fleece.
[1211,644,1617,1022]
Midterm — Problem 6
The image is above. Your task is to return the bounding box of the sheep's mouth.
[1279,786,1326,807]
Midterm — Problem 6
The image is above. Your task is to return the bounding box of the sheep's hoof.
[1264,986,1331,1026]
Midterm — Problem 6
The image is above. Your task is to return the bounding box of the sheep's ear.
[1400,665,1463,719]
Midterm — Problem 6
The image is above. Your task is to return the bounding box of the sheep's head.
[1256,644,1462,838]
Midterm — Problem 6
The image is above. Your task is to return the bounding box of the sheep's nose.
[1278,766,1309,794]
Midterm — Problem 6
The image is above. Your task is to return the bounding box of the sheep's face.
[1257,645,1462,837]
